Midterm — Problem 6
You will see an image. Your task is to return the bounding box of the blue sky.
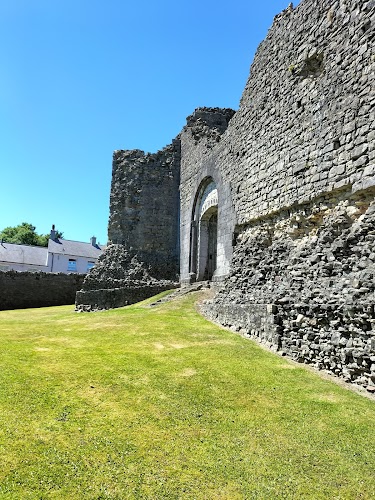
[0,0,300,245]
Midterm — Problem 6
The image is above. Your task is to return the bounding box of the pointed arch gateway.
[189,177,218,281]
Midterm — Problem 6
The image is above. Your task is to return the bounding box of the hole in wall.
[299,53,324,78]
[361,20,371,33]
[232,231,240,247]
[333,139,340,150]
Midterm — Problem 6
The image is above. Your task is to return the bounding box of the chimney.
[50,224,56,240]
[90,236,97,246]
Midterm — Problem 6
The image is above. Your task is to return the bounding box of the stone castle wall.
[226,0,374,221]
[77,141,182,310]
[177,0,375,389]
[0,271,84,310]
[179,108,236,283]
[180,0,374,253]
[179,0,374,284]
[76,0,375,389]
[108,141,181,279]
[195,0,375,390]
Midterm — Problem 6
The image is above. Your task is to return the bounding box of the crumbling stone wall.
[108,141,181,279]
[76,141,181,311]
[0,271,84,310]
[202,193,375,389]
[76,245,177,311]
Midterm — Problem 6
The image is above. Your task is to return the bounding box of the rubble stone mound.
[75,245,178,311]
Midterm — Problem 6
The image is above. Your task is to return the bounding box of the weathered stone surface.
[108,142,181,280]
[0,271,84,310]
[202,197,375,388]
[75,244,178,311]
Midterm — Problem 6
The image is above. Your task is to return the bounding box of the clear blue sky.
[0,0,300,245]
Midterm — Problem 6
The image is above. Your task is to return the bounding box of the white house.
[0,228,105,273]
[0,242,50,272]
[48,231,104,274]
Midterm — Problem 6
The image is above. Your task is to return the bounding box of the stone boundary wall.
[76,283,177,311]
[0,271,85,310]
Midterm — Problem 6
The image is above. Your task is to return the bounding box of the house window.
[87,261,95,272]
[67,259,77,272]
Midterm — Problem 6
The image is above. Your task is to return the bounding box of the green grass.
[0,292,374,499]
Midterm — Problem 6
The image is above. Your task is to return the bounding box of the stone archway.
[189,179,218,282]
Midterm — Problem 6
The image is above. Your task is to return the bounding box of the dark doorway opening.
[206,212,217,280]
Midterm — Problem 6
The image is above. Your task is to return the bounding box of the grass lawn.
[0,292,374,499]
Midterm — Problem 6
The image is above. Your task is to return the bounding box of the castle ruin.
[76,0,375,390]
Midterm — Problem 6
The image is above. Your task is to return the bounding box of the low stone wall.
[203,301,375,390]
[0,271,85,310]
[75,284,177,311]
[75,244,179,311]
[202,303,281,348]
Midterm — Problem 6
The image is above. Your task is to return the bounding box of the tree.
[0,222,63,247]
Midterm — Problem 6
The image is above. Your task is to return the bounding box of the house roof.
[0,242,48,266]
[48,238,105,258]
